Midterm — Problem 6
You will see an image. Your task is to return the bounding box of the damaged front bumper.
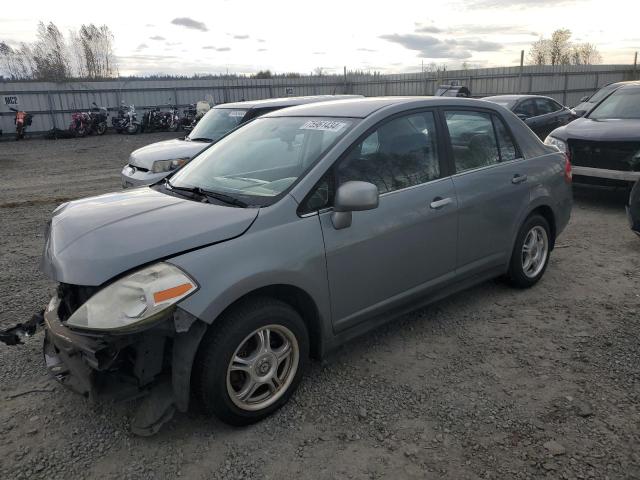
[42,297,207,435]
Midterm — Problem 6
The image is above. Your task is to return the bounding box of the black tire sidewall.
[195,298,309,426]
[509,214,551,288]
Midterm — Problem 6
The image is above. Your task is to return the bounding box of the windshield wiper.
[188,137,213,142]
[165,180,248,207]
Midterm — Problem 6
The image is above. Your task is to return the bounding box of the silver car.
[40,97,572,435]
[120,95,362,188]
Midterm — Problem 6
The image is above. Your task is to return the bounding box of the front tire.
[507,214,551,288]
[193,297,308,426]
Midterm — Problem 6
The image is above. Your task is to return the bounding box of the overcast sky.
[1,0,638,76]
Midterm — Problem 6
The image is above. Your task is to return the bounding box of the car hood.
[129,138,210,169]
[41,187,258,286]
[552,117,640,142]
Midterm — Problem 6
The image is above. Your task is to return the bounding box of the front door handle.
[430,197,453,209]
[512,174,528,184]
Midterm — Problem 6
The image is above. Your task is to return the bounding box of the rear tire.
[193,297,308,426]
[96,122,107,135]
[507,214,551,288]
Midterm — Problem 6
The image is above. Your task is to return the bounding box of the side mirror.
[331,181,379,230]
[516,113,528,121]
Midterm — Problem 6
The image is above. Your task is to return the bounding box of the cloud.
[379,33,502,59]
[468,0,581,7]
[448,24,538,36]
[171,17,208,32]
[150,35,165,41]
[145,24,155,27]
[257,48,268,52]
[165,41,181,46]
[415,24,442,34]
[202,46,231,52]
[379,34,470,59]
[257,38,266,43]
[232,34,249,40]
[313,51,326,55]
[135,43,148,51]
[357,48,377,52]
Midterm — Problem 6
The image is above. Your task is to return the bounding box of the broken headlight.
[151,157,190,173]
[66,263,197,332]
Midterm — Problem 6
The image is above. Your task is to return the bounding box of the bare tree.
[528,29,601,66]
[570,43,602,65]
[0,42,36,79]
[30,21,71,80]
[549,29,572,65]
[528,37,549,65]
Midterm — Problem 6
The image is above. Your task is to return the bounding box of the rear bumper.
[572,166,640,182]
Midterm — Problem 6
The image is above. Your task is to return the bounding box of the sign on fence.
[4,95,19,107]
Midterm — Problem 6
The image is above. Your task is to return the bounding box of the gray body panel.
[41,188,258,286]
[320,177,458,332]
[42,96,572,359]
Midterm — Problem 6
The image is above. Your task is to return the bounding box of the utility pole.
[634,51,638,80]
[519,50,524,94]
[343,66,348,94]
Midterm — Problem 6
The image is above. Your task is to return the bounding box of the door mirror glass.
[331,181,379,230]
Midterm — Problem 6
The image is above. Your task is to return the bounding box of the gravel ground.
[0,133,639,480]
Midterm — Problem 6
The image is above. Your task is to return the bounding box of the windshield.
[170,116,355,203]
[588,88,640,120]
[187,108,248,141]
[586,84,618,104]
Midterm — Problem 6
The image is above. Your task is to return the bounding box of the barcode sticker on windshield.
[300,120,348,132]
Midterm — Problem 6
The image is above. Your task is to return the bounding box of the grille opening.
[569,140,640,172]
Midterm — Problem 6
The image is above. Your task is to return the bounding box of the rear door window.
[513,100,537,119]
[444,111,500,173]
[535,98,560,115]
[492,116,520,162]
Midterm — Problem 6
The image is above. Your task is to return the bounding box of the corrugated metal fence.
[1,64,638,134]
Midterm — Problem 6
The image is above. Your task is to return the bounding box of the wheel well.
[530,205,556,249]
[219,285,323,360]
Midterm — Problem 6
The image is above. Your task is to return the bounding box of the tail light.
[564,155,572,184]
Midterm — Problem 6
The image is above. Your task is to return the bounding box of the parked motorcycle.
[112,103,139,134]
[70,102,108,137]
[182,104,197,131]
[141,104,180,132]
[10,107,33,140]
[89,102,108,135]
[183,101,211,132]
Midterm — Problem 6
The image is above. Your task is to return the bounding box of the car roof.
[482,94,556,102]
[604,80,640,88]
[616,83,640,92]
[214,95,363,110]
[263,96,512,119]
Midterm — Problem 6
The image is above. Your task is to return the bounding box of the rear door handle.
[512,174,528,184]
[430,197,453,209]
